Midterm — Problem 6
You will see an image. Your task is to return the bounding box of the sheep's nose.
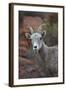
[34,46,37,48]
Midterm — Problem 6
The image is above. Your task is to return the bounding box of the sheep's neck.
[39,42,48,61]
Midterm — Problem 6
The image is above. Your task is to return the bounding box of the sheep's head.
[25,24,46,51]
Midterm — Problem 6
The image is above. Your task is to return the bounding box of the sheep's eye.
[40,37,42,40]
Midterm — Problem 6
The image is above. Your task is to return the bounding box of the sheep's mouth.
[33,49,38,54]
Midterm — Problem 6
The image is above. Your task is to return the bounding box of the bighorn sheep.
[25,24,58,77]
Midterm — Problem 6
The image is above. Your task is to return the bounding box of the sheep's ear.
[25,33,31,39]
[42,30,46,37]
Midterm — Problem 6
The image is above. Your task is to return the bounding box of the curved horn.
[38,24,46,32]
[28,26,34,34]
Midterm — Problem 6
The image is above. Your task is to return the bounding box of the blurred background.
[42,13,58,46]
